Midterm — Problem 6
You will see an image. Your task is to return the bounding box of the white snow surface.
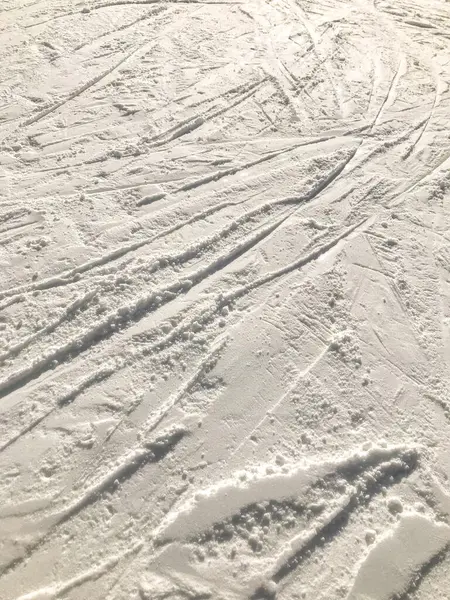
[1,0,450,598]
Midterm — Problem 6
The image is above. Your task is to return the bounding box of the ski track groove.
[0,425,188,578]
[13,542,144,600]
[73,7,167,52]
[145,79,268,148]
[395,543,450,600]
[0,209,366,464]
[0,209,363,457]
[0,205,288,398]
[0,153,355,398]
[98,336,229,453]
[265,454,418,592]
[21,44,152,128]
[0,290,97,364]
[0,136,345,300]
[0,366,116,454]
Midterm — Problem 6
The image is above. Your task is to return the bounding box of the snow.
[1,0,450,598]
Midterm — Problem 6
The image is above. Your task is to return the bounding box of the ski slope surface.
[1,0,450,598]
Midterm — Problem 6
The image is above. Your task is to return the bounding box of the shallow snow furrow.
[0,204,290,397]
[0,295,23,312]
[394,544,450,600]
[132,338,227,440]
[343,117,429,187]
[391,150,450,205]
[0,152,357,393]
[0,220,37,238]
[0,425,187,577]
[58,425,188,525]
[99,337,228,454]
[0,407,54,454]
[21,42,150,127]
[272,458,418,583]
[74,7,166,52]
[130,218,367,374]
[402,82,440,160]
[22,9,76,28]
[135,219,349,353]
[221,216,368,305]
[144,80,265,142]
[173,135,347,196]
[13,543,144,600]
[0,365,116,453]
[0,0,43,15]
[156,445,417,544]
[93,0,240,8]
[0,197,250,298]
[0,290,97,364]
[0,304,227,457]
[346,515,450,600]
[370,58,405,131]
[0,208,35,235]
[2,159,316,299]
[148,79,268,148]
[148,447,418,599]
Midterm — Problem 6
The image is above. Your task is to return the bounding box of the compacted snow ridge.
[1,0,450,598]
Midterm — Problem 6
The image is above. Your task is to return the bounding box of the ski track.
[1,0,450,598]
